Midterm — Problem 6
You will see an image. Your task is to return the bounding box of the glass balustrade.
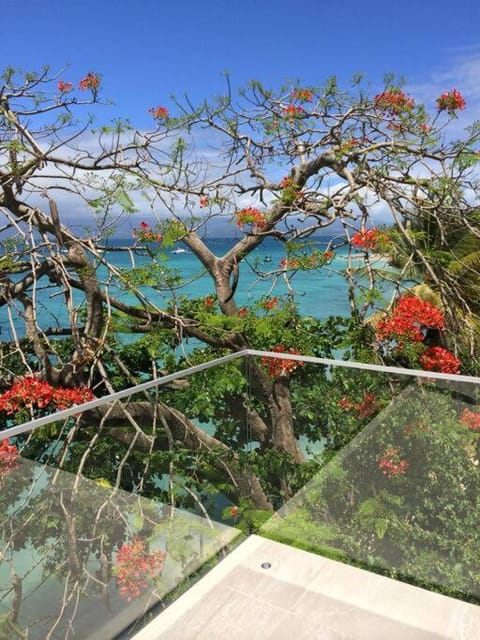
[0,354,247,639]
[1,351,479,638]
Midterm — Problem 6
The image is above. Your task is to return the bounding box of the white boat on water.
[171,248,188,254]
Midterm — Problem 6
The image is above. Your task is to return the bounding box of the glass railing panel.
[0,357,248,639]
[254,355,480,603]
[2,351,480,638]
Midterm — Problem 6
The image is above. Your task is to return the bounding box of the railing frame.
[3,348,480,440]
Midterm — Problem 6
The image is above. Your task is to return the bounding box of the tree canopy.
[1,68,479,379]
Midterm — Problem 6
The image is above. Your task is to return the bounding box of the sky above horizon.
[1,0,479,236]
[2,0,480,125]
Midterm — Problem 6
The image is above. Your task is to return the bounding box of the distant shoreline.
[339,252,391,263]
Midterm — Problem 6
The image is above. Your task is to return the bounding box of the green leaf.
[132,513,145,530]
[375,518,389,539]
[117,189,136,213]
[359,497,379,517]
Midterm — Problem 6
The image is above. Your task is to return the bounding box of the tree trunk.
[269,377,303,464]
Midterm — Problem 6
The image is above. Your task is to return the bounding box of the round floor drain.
[260,562,272,569]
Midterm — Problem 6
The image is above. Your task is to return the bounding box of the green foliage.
[85,172,139,214]
[161,353,247,427]
[222,499,271,535]
[263,508,347,560]
[263,383,480,602]
[358,492,404,539]
[119,262,182,290]
[160,220,187,248]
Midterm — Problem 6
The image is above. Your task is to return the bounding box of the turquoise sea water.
[0,237,393,340]
[117,236,353,318]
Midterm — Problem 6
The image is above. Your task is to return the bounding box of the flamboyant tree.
[1,67,480,635]
[0,66,479,500]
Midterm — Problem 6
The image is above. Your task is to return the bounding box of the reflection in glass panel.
[261,363,480,602]
[1,353,480,638]
[0,457,240,639]
[0,362,247,639]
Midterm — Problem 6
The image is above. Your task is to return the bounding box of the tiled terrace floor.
[132,535,480,640]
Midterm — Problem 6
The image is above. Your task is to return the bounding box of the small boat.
[171,248,188,254]
[263,256,272,263]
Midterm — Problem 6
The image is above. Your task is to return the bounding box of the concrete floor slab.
[132,535,480,640]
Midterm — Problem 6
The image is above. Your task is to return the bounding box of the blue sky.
[1,0,479,236]
[2,0,480,125]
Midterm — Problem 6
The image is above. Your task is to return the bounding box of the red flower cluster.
[116,536,166,601]
[376,296,444,344]
[204,296,215,308]
[350,228,385,250]
[386,120,405,132]
[199,196,209,208]
[338,391,378,419]
[237,307,248,317]
[149,106,169,120]
[419,346,460,374]
[230,505,239,517]
[279,257,300,269]
[234,207,267,229]
[459,408,480,432]
[376,296,460,373]
[280,176,295,189]
[79,73,100,91]
[436,89,466,114]
[134,222,163,243]
[261,297,279,311]
[54,387,96,410]
[57,80,73,93]
[0,439,19,476]
[0,377,94,415]
[261,345,304,379]
[292,89,313,102]
[378,447,409,478]
[283,104,304,119]
[374,90,415,114]
[340,138,361,153]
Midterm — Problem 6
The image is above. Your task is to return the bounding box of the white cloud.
[5,52,480,242]
[408,47,480,127]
